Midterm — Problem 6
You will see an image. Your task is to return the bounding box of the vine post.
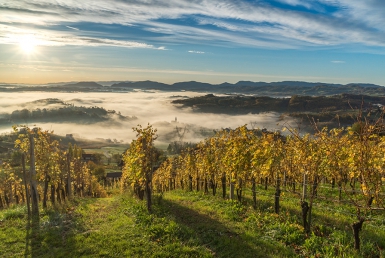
[29,132,39,222]
[21,152,31,219]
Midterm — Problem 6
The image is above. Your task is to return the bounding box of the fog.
[0,91,296,147]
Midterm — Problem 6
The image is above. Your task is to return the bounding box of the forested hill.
[172,93,385,129]
[102,81,385,96]
[1,80,385,96]
[172,93,385,114]
[0,98,136,126]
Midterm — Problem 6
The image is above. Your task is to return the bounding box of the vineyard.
[1,120,385,257]
[0,126,107,219]
[121,121,385,256]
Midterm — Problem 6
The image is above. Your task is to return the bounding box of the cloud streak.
[0,0,385,50]
[66,26,79,31]
[0,24,159,49]
[188,50,205,54]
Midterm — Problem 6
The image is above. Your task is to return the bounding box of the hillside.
[173,93,385,113]
[1,81,385,96]
[0,98,136,127]
[172,93,385,129]
[1,190,383,257]
[110,81,385,96]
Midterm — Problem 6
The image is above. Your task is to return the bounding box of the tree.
[121,124,158,212]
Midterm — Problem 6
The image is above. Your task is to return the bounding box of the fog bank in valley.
[0,91,296,146]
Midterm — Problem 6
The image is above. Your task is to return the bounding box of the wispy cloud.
[1,0,385,50]
[273,0,315,10]
[188,50,205,54]
[0,25,158,49]
[66,26,79,31]
[18,65,52,72]
[331,60,345,64]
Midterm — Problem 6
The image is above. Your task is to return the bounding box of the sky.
[1,0,385,85]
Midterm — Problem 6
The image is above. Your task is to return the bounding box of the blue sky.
[0,0,384,85]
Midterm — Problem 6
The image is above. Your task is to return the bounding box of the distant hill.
[0,98,136,127]
[62,81,104,88]
[110,80,171,90]
[63,80,385,96]
[172,93,385,129]
[173,93,385,113]
[172,81,217,91]
[234,81,335,87]
[0,80,384,96]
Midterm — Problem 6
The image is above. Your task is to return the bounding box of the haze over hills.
[0,98,136,128]
[1,91,265,146]
[172,93,385,130]
[1,79,383,143]
[1,80,384,96]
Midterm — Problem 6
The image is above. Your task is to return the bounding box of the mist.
[0,91,296,147]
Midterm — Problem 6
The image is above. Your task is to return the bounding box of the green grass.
[0,189,384,257]
[84,146,129,154]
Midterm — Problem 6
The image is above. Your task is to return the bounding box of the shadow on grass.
[24,216,40,258]
[249,191,385,252]
[158,198,294,258]
[24,198,98,257]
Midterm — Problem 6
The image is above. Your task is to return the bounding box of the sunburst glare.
[18,34,38,54]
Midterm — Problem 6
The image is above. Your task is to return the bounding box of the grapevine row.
[147,123,385,249]
[0,126,106,217]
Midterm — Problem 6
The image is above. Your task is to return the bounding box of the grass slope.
[0,190,384,257]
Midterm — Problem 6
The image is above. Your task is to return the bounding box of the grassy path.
[1,190,384,257]
[162,193,295,257]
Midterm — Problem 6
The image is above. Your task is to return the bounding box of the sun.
[18,34,38,54]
